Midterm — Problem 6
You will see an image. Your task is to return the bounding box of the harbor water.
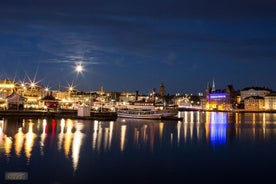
[1,111,276,184]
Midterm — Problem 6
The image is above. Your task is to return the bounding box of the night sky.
[0,0,275,94]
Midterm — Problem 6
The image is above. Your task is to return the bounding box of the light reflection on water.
[1,112,276,158]
[1,112,276,183]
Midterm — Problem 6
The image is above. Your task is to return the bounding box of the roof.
[6,91,27,102]
[244,96,264,100]
[41,94,58,101]
[265,92,276,97]
[241,87,272,91]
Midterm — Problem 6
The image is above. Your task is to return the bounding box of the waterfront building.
[118,91,137,103]
[244,96,264,111]
[174,93,203,110]
[6,91,26,110]
[240,87,271,100]
[40,91,59,110]
[0,79,15,97]
[264,93,276,110]
[0,79,16,108]
[205,81,236,110]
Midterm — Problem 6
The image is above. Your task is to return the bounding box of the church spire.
[206,81,210,89]
[211,79,216,92]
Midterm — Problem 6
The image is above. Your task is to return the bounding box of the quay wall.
[0,110,117,120]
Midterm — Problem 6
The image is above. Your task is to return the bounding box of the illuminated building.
[205,81,236,110]
[6,91,27,110]
[0,79,16,108]
[244,96,264,111]
[40,91,59,110]
[0,79,15,96]
[264,93,276,110]
[240,87,271,100]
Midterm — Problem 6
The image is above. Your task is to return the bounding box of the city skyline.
[0,0,275,94]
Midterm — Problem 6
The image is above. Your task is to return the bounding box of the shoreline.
[1,108,276,121]
[179,108,276,113]
[0,110,118,121]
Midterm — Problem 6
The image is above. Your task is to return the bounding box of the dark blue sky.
[0,0,276,94]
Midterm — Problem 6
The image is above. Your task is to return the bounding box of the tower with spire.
[211,79,216,92]
[159,82,166,97]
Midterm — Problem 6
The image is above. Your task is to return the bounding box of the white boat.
[117,109,163,119]
[117,101,179,119]
[117,108,178,120]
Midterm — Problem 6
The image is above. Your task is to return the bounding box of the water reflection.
[0,119,12,157]
[1,111,276,173]
[120,125,127,152]
[208,112,227,145]
[72,121,85,172]
[40,119,47,156]
[64,119,73,157]
[14,127,24,157]
[58,118,65,151]
[91,120,114,153]
[24,121,37,161]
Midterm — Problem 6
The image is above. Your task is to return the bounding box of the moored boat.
[117,109,162,119]
[117,108,178,120]
[117,101,179,120]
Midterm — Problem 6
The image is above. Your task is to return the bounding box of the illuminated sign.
[209,94,226,99]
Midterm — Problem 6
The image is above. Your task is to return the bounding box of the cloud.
[0,0,275,93]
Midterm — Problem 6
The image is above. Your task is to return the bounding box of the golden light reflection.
[14,127,24,157]
[170,133,173,145]
[40,119,47,156]
[263,113,266,124]
[252,114,256,139]
[92,121,114,152]
[72,122,84,172]
[141,125,148,144]
[92,120,98,151]
[196,112,201,141]
[235,113,240,137]
[177,121,181,145]
[262,113,266,138]
[159,122,164,142]
[96,122,103,152]
[1,119,12,157]
[196,111,200,123]
[196,121,200,141]
[120,125,127,152]
[252,113,256,124]
[108,121,114,150]
[184,111,188,124]
[149,124,155,152]
[24,122,37,161]
[3,136,12,157]
[0,120,4,149]
[58,119,65,151]
[104,127,109,151]
[190,120,194,139]
[64,119,73,157]
[191,111,194,123]
[205,112,210,140]
[134,128,139,148]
